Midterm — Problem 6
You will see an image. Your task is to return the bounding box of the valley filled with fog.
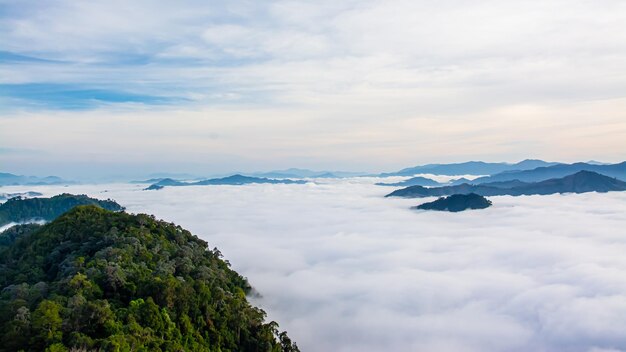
[3,178,626,352]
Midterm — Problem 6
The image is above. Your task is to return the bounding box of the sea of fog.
[3,178,626,352]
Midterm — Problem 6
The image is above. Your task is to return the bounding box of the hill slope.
[387,171,626,198]
[0,206,298,352]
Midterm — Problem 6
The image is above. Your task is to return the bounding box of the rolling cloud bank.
[2,179,626,352]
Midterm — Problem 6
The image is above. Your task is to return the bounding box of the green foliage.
[32,300,64,348]
[0,193,124,227]
[0,223,42,246]
[0,205,298,352]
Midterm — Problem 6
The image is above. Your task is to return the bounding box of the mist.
[3,179,626,351]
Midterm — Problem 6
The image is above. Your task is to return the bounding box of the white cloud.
[0,222,18,233]
[1,1,626,172]
[5,179,626,351]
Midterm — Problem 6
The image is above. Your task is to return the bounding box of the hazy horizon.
[1,158,623,182]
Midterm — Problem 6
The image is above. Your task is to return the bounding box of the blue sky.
[1,0,626,179]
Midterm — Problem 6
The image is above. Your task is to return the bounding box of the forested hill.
[0,194,124,227]
[0,205,298,351]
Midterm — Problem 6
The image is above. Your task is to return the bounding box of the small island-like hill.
[414,193,492,212]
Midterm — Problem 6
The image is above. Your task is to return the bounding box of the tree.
[31,300,63,349]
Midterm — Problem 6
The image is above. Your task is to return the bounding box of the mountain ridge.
[149,174,308,189]
[386,171,626,198]
[376,176,441,187]
[470,161,626,184]
[0,172,73,186]
[251,168,366,179]
[380,159,560,177]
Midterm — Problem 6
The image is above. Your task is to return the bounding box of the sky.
[4,179,626,352]
[1,0,626,178]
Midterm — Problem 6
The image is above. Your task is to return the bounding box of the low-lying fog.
[3,178,626,352]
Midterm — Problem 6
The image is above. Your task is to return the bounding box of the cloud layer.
[5,179,626,351]
[3,0,626,108]
[1,1,626,175]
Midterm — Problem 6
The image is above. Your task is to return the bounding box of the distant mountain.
[152,178,184,186]
[252,168,366,179]
[144,184,164,191]
[509,170,626,195]
[387,183,505,198]
[251,171,303,178]
[376,176,441,187]
[0,191,43,201]
[150,174,308,188]
[314,172,340,178]
[414,193,492,212]
[380,159,559,177]
[449,177,473,186]
[147,172,198,179]
[471,162,626,184]
[189,174,306,186]
[479,180,530,189]
[386,171,626,198]
[0,193,124,227]
[130,177,168,184]
[193,174,307,186]
[0,172,72,186]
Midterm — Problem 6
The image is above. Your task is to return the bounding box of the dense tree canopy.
[0,193,124,227]
[0,205,299,352]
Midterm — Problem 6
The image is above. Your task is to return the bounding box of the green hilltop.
[0,204,298,352]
